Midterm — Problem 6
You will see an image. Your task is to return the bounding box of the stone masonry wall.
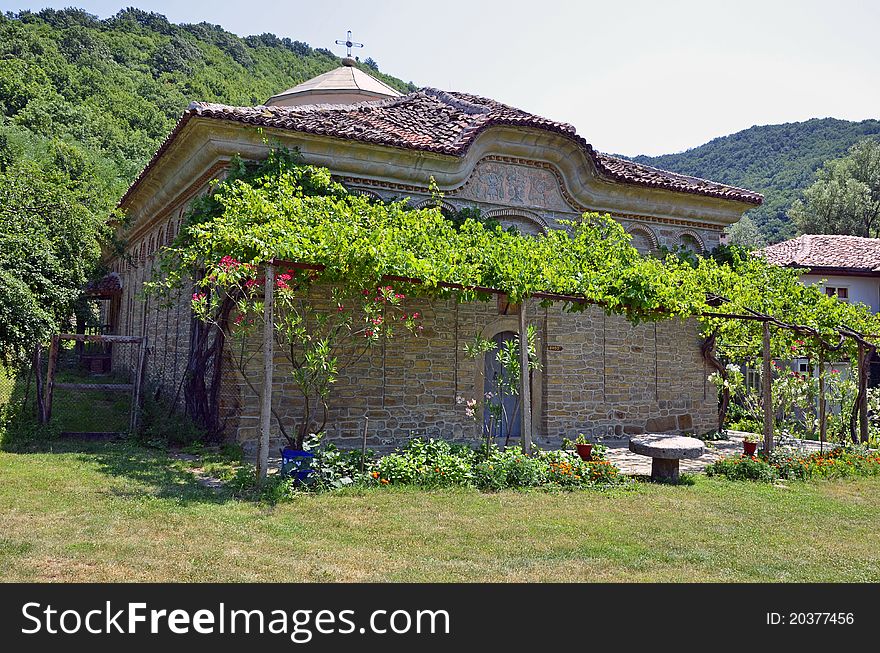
[230,295,716,456]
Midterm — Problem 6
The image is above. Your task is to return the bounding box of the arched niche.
[676,229,705,255]
[627,225,659,255]
[483,208,548,235]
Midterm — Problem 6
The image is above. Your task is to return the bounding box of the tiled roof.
[121,89,764,207]
[84,272,122,296]
[759,234,880,272]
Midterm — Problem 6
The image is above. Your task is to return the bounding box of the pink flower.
[337,305,345,312]
[412,312,420,319]
[218,255,240,271]
[192,292,206,302]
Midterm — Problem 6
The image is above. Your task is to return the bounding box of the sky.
[4,0,880,156]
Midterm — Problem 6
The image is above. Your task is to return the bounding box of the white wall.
[801,274,880,313]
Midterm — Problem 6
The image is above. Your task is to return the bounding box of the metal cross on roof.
[335,30,364,58]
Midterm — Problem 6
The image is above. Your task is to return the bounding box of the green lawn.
[1,440,879,582]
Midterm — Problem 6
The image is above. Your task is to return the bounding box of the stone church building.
[109,59,762,452]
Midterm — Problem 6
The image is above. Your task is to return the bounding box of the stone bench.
[628,434,704,482]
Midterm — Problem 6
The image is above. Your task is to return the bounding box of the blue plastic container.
[280,448,315,482]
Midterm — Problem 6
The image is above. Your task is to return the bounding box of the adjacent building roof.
[266,59,401,106]
[760,234,880,273]
[121,87,764,208]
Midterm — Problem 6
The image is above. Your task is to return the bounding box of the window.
[745,367,762,391]
[825,286,849,302]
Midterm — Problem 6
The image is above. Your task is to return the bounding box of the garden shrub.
[707,445,880,482]
[473,446,544,490]
[373,438,475,487]
[309,439,375,489]
[137,392,206,447]
[0,403,59,451]
[706,456,779,482]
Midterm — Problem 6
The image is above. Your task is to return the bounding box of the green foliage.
[137,392,206,447]
[374,438,476,487]
[369,438,625,491]
[706,455,779,482]
[789,139,880,237]
[631,118,880,243]
[724,215,766,250]
[708,445,880,482]
[0,155,108,367]
[0,400,59,451]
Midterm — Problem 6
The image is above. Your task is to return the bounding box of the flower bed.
[705,445,880,482]
[373,439,624,491]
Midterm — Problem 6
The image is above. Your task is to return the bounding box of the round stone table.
[628,434,705,482]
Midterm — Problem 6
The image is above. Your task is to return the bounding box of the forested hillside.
[0,7,413,210]
[630,118,880,243]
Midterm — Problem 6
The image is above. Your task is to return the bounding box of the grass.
[1,439,879,582]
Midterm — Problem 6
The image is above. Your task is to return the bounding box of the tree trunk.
[700,331,728,432]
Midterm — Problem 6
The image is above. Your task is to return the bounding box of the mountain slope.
[629,118,880,243]
[0,7,414,208]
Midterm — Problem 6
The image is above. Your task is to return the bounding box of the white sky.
[5,0,880,155]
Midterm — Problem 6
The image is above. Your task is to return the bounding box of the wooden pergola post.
[258,263,275,481]
[818,351,826,453]
[858,340,869,444]
[519,302,532,454]
[762,321,774,453]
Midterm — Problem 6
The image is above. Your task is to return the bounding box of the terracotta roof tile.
[121,89,764,207]
[759,234,880,271]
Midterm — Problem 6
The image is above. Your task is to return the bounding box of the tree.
[789,138,880,237]
[0,156,108,368]
[724,215,766,250]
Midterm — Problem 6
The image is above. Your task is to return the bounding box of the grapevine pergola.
[249,258,879,480]
[150,155,880,481]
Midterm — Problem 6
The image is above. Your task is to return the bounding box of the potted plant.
[742,433,759,456]
[573,433,593,461]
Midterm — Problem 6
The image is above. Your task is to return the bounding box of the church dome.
[265,58,402,107]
